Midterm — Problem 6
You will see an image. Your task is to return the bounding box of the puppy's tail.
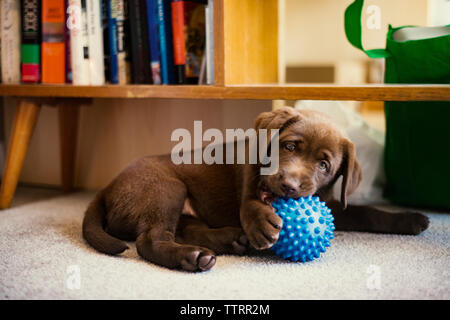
[82,193,129,255]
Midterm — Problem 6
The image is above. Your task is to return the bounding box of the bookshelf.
[0,0,449,209]
[0,84,449,100]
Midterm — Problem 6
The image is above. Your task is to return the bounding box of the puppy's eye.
[319,161,328,171]
[285,143,296,152]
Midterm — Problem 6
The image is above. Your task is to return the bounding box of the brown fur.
[82,107,429,272]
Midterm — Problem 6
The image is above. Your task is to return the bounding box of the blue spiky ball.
[271,196,335,262]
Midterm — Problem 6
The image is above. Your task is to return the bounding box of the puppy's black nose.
[281,183,297,196]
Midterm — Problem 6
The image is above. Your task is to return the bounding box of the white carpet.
[1,187,449,300]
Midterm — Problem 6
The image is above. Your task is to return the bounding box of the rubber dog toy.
[271,196,335,262]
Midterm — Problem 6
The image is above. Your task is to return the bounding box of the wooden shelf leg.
[0,100,41,209]
[58,103,79,192]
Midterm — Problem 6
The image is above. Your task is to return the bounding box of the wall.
[279,0,430,125]
[3,98,271,190]
[2,0,439,190]
[283,0,428,68]
[428,0,450,26]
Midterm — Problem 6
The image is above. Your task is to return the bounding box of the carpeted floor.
[0,187,449,300]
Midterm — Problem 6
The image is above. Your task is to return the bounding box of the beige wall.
[2,0,435,190]
[279,0,429,117]
[428,0,450,26]
[283,0,428,66]
[3,98,271,190]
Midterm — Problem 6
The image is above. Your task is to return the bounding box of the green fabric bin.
[345,0,450,209]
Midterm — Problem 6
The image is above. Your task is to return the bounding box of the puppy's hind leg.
[135,181,216,272]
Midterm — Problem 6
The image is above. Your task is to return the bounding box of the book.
[113,0,130,84]
[171,0,206,84]
[86,0,105,85]
[145,0,162,84]
[101,0,110,82]
[205,0,213,84]
[64,0,72,83]
[1,0,21,84]
[157,0,175,84]
[42,0,66,84]
[21,0,41,83]
[67,0,89,84]
[198,52,206,84]
[106,0,118,84]
[80,0,90,82]
[128,0,152,84]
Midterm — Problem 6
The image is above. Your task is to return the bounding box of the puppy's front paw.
[244,211,283,250]
[395,212,430,235]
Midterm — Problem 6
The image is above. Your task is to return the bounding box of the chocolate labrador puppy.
[83,107,429,271]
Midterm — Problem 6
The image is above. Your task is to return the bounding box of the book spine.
[68,0,89,84]
[185,2,205,84]
[114,0,130,84]
[171,0,186,84]
[80,0,90,83]
[42,0,66,84]
[65,0,72,83]
[107,0,118,84]
[205,0,213,85]
[87,0,105,85]
[1,0,21,84]
[146,0,161,84]
[128,0,152,84]
[157,0,175,84]
[101,0,110,82]
[21,0,41,83]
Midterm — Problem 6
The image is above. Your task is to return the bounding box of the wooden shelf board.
[225,84,450,101]
[0,84,449,101]
[0,85,224,100]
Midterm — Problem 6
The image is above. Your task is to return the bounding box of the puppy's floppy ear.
[254,106,300,131]
[340,139,362,209]
[254,107,301,157]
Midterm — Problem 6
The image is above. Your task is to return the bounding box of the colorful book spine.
[1,0,21,84]
[64,0,72,83]
[128,0,151,84]
[157,0,175,84]
[87,0,105,85]
[114,0,130,84]
[42,0,66,84]
[21,0,41,83]
[171,0,205,84]
[146,0,161,84]
[171,0,185,84]
[106,0,118,84]
[68,0,89,84]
